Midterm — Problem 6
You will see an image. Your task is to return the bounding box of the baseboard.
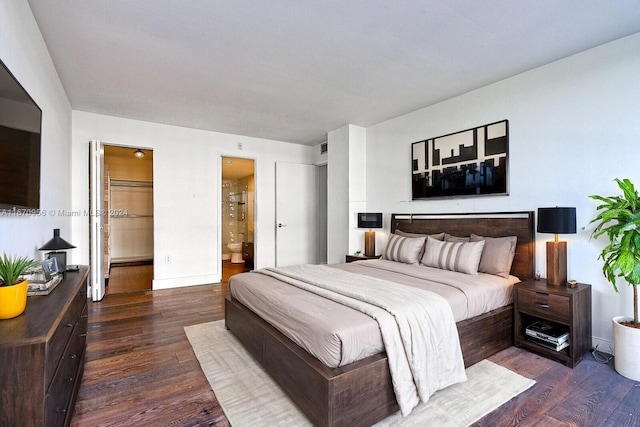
[152,274,221,290]
[592,335,614,355]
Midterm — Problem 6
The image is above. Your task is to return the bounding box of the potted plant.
[589,177,640,380]
[0,253,40,319]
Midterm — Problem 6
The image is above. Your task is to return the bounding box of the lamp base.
[364,231,376,257]
[546,241,567,286]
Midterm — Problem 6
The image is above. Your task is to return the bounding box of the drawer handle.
[64,376,74,382]
[69,354,77,360]
[79,333,88,338]
[56,409,67,414]
[66,322,74,328]
[81,314,88,319]
[535,303,550,309]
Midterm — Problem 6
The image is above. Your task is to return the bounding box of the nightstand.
[345,254,381,263]
[514,279,592,368]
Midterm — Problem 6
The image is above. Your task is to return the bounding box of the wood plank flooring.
[107,261,153,294]
[72,263,634,427]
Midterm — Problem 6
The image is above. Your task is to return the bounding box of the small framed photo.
[41,258,59,281]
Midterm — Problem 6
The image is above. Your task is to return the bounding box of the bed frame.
[225,211,535,426]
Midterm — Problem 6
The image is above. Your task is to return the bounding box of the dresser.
[0,266,89,426]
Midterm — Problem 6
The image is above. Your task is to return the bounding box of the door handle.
[277,223,287,228]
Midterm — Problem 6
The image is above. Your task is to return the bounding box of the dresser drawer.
[45,286,87,390]
[517,288,570,323]
[45,320,85,427]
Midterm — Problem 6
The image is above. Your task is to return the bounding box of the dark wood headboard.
[391,211,535,280]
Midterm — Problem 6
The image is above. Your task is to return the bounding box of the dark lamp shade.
[537,207,576,235]
[357,213,383,229]
[39,229,76,250]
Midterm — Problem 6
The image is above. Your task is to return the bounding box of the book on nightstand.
[525,320,569,344]
[526,335,570,352]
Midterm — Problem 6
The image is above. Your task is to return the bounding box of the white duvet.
[259,264,467,417]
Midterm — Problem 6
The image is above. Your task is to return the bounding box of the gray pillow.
[394,230,445,241]
[381,234,427,264]
[421,236,485,275]
[444,233,470,242]
[469,234,517,278]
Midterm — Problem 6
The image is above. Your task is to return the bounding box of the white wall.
[71,111,313,289]
[327,124,366,264]
[0,0,73,259]
[364,33,640,348]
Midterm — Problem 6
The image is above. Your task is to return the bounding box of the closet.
[103,145,154,272]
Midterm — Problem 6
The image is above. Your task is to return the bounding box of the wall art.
[411,120,509,199]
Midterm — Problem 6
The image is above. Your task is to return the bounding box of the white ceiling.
[27,0,640,146]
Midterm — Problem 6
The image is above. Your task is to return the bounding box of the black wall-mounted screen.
[357,212,383,229]
[0,59,42,211]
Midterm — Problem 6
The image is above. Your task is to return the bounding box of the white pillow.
[381,234,426,264]
[421,236,485,275]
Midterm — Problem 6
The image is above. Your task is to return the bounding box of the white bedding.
[228,259,518,414]
[257,264,467,416]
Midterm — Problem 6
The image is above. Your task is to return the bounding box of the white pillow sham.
[421,236,485,275]
[381,234,426,264]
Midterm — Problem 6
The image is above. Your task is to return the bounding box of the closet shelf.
[111,180,153,188]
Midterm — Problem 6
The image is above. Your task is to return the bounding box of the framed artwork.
[411,120,509,200]
[41,258,59,281]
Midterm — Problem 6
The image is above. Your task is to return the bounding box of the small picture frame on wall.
[41,258,59,281]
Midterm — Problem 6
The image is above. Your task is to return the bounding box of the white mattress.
[229,259,518,368]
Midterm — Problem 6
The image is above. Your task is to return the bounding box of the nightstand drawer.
[517,288,570,323]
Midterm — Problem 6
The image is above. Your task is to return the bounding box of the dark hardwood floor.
[72,263,634,427]
[106,261,153,294]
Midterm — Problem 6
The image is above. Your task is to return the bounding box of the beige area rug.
[185,321,535,427]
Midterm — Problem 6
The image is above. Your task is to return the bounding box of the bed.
[225,211,535,426]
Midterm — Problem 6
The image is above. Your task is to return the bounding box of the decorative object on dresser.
[589,177,640,380]
[0,266,89,426]
[411,120,509,200]
[39,228,76,276]
[537,207,577,286]
[514,278,591,368]
[0,254,41,319]
[357,212,383,257]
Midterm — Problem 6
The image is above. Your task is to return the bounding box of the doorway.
[102,145,154,294]
[221,157,254,279]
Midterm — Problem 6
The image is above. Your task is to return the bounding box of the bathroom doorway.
[221,157,255,279]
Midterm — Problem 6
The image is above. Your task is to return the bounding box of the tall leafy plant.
[589,178,640,326]
[0,254,40,287]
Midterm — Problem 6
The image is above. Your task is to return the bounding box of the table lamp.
[537,207,576,286]
[357,213,383,257]
[39,229,76,276]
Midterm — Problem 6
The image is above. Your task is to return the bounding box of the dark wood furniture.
[0,266,89,427]
[242,242,254,269]
[514,279,592,368]
[345,254,381,263]
[225,211,535,426]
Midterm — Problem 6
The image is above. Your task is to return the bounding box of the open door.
[275,162,317,266]
[89,139,105,301]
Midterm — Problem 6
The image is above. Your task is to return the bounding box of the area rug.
[185,320,535,426]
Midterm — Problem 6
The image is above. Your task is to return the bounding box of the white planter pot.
[613,315,640,381]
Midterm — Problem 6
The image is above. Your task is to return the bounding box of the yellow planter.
[0,280,28,319]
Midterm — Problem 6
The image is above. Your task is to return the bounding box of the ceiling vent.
[320,142,328,154]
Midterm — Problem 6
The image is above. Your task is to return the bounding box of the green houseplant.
[0,254,40,319]
[589,177,640,380]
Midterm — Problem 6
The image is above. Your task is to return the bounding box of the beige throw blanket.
[259,264,467,416]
